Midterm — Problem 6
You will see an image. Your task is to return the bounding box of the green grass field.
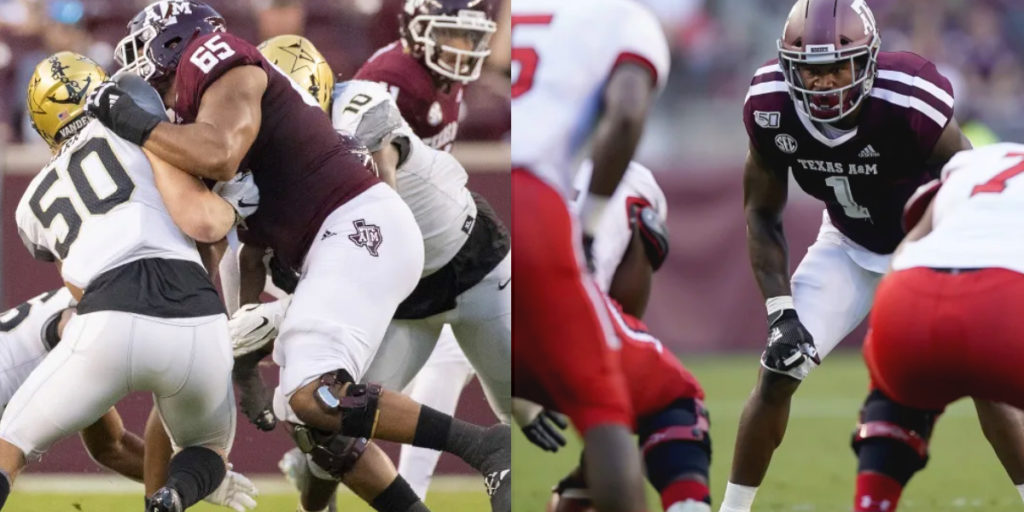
[514,353,1023,511]
[4,477,486,511]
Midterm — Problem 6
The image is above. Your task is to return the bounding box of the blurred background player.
[532,160,712,512]
[723,1,1024,510]
[854,143,1024,510]
[4,51,245,512]
[512,0,670,510]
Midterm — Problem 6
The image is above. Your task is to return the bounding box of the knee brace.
[851,390,939,484]
[313,370,383,439]
[637,398,711,491]
[290,424,369,480]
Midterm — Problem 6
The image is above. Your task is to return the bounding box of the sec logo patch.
[775,133,798,154]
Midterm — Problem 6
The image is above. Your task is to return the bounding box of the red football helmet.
[777,0,881,123]
[399,0,497,84]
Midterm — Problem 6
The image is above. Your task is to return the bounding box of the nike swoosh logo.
[244,317,269,337]
[498,278,511,290]
[237,200,259,208]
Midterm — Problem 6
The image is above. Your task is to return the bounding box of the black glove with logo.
[85,81,163,145]
[522,408,569,453]
[761,308,820,374]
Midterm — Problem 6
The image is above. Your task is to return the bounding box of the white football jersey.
[15,121,202,289]
[572,160,667,292]
[332,80,477,276]
[0,288,75,415]
[511,0,670,199]
[894,143,1024,274]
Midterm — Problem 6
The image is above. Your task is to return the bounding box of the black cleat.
[146,487,182,512]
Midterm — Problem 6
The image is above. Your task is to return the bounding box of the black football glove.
[761,309,820,374]
[85,81,163,145]
[268,254,300,294]
[233,348,277,431]
[522,409,569,453]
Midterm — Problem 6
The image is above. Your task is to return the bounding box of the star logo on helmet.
[278,42,319,75]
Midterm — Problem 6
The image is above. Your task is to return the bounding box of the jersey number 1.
[511,15,553,99]
[29,138,135,259]
[825,176,871,219]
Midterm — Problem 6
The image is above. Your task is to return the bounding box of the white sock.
[1017,483,1024,502]
[719,482,758,512]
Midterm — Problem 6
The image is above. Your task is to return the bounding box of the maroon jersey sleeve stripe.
[611,52,659,88]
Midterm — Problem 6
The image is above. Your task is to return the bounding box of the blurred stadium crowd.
[640,0,1024,165]
[0,0,510,148]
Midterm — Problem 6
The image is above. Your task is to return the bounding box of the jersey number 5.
[189,34,236,74]
[28,138,135,259]
[511,15,553,99]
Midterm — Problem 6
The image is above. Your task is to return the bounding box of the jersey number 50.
[511,15,553,99]
[28,138,135,259]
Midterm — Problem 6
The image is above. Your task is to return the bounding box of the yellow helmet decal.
[258,35,335,112]
[27,52,107,148]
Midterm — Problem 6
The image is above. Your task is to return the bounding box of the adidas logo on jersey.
[858,144,880,158]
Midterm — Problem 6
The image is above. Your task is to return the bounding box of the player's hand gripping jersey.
[511,0,670,198]
[743,52,955,254]
[173,32,380,271]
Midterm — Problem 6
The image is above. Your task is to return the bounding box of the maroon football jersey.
[743,52,955,254]
[354,41,462,152]
[174,32,379,270]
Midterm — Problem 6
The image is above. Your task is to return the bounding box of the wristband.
[766,295,794,317]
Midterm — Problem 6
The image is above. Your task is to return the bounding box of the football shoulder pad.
[635,205,669,270]
[331,80,409,159]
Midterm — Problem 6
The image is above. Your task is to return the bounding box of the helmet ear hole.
[794,38,803,47]
[164,37,182,50]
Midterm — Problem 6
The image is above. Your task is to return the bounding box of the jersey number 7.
[971,151,1024,196]
[511,15,553,99]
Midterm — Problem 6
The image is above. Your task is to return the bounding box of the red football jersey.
[173,32,379,270]
[354,41,462,152]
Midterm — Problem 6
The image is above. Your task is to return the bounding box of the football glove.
[213,171,260,221]
[203,467,258,511]
[85,81,163,145]
[230,297,291,358]
[761,308,820,374]
[513,399,568,453]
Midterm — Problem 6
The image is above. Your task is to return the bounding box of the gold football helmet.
[258,35,335,112]
[26,51,107,149]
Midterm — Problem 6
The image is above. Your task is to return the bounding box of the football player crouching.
[531,161,712,512]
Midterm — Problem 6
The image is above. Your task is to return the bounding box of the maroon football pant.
[864,267,1024,411]
[512,169,635,433]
